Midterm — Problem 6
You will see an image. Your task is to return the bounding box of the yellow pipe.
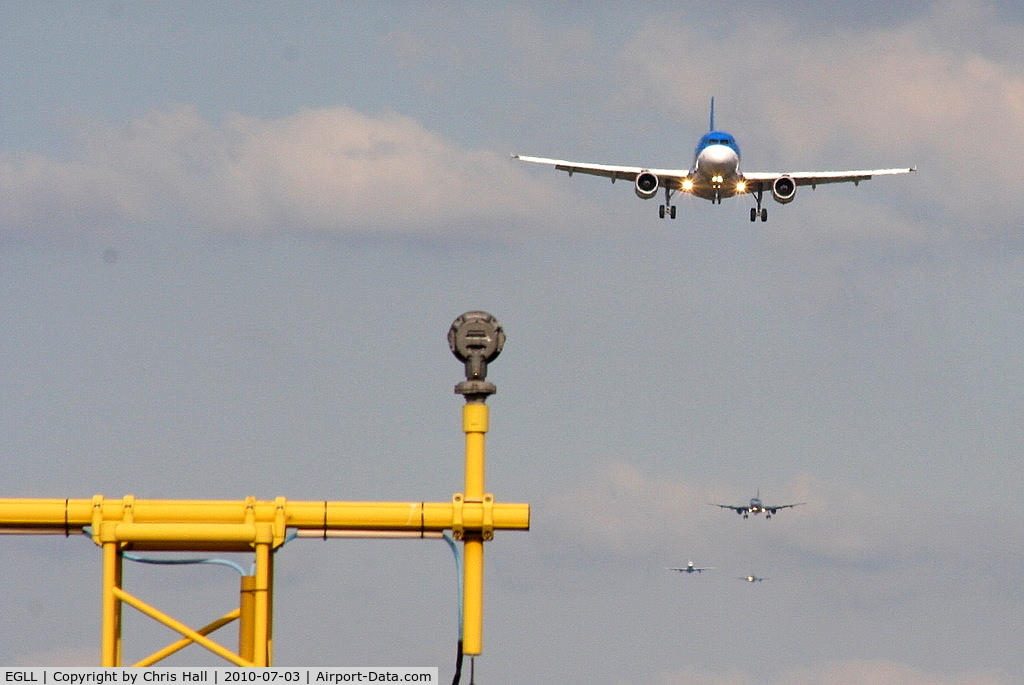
[100,542,121,667]
[462,536,484,656]
[252,543,272,667]
[102,522,258,543]
[294,530,445,539]
[112,587,252,667]
[463,404,488,499]
[266,549,275,666]
[135,608,240,666]
[239,577,256,664]
[0,498,528,535]
[461,401,489,656]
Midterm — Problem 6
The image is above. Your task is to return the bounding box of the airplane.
[738,574,769,583]
[513,99,915,221]
[667,561,713,574]
[709,490,805,519]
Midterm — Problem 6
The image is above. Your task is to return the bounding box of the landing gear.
[659,187,677,219]
[750,185,768,222]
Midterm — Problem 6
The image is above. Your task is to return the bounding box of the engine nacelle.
[634,171,659,200]
[772,175,796,204]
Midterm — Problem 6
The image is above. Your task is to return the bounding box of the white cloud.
[540,460,704,557]
[778,659,1016,685]
[0,105,576,243]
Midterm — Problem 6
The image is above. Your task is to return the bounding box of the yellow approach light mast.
[0,312,529,670]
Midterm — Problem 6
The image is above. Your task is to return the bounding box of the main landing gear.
[656,184,770,221]
[750,185,768,222]
[659,186,677,219]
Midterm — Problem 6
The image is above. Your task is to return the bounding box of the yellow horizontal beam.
[0,497,529,545]
[98,522,267,544]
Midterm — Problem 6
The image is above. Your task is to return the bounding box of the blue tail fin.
[709,97,715,131]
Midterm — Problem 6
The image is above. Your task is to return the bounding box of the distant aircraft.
[709,490,805,519]
[513,99,915,221]
[738,574,769,583]
[667,561,713,575]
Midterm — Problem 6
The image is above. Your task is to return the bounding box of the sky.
[1,1,1023,682]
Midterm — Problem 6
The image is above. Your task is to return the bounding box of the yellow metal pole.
[100,541,122,666]
[266,549,275,666]
[463,404,488,498]
[462,536,484,655]
[239,576,256,664]
[252,542,272,667]
[462,401,488,656]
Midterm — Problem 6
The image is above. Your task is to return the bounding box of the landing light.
[712,175,724,184]
[681,179,694,192]
[736,181,747,193]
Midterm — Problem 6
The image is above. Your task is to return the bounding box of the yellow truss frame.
[0,401,528,666]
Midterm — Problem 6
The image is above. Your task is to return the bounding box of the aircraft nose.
[699,145,738,175]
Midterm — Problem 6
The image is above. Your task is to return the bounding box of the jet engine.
[772,175,796,204]
[634,171,659,199]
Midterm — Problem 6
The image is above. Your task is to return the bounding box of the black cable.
[451,640,463,685]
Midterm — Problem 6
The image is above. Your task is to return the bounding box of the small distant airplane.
[709,490,805,519]
[513,98,915,221]
[738,574,769,583]
[667,561,713,575]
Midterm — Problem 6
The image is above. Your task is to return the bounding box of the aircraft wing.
[768,502,806,511]
[709,503,746,513]
[743,168,916,188]
[512,155,689,186]
[667,566,713,573]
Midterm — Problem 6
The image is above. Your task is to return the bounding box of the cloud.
[540,460,705,557]
[0,105,574,243]
[778,659,1016,685]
